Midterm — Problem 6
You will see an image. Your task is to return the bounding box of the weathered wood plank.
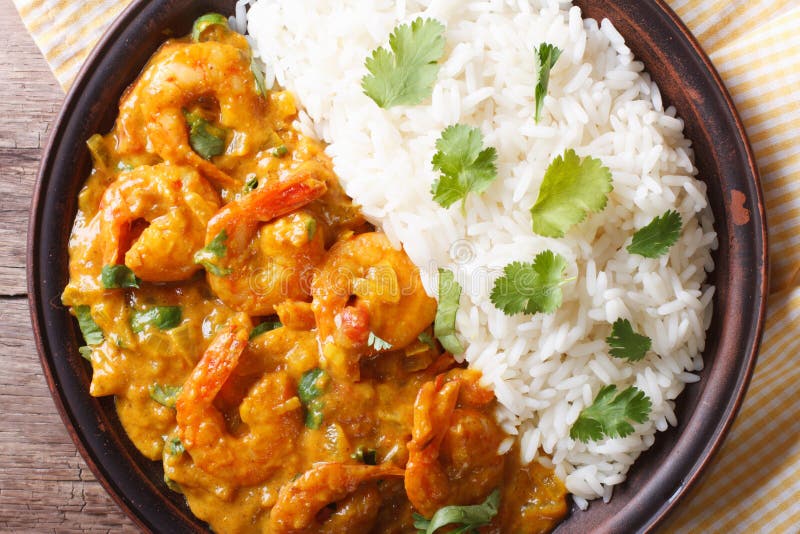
[0,297,138,532]
[0,0,63,297]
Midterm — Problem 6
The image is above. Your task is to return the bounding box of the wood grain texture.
[0,0,138,530]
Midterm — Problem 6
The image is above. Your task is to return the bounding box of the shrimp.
[116,35,269,188]
[269,462,405,533]
[175,314,304,486]
[202,166,328,315]
[405,376,504,518]
[310,232,437,378]
[94,163,220,282]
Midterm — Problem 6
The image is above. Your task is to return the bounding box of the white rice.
[243,0,717,506]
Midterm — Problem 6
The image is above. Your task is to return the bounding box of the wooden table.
[0,1,138,530]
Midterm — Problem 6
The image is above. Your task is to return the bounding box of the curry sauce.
[62,14,568,533]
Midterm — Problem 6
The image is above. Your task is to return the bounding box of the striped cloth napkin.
[12,0,800,531]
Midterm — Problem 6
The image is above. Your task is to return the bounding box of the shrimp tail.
[246,167,328,222]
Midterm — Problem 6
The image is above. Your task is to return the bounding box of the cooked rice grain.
[245,0,717,506]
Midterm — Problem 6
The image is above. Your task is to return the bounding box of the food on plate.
[61,11,568,534]
[248,0,716,509]
[63,0,717,530]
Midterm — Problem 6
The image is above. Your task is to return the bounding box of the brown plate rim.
[27,0,768,532]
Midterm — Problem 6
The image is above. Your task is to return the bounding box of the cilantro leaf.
[431,124,498,209]
[74,305,103,345]
[534,43,562,123]
[368,331,393,351]
[184,110,227,160]
[530,149,613,237]
[298,368,328,428]
[194,230,232,277]
[570,385,652,442]
[418,332,437,350]
[362,17,446,108]
[249,320,282,340]
[78,346,93,361]
[606,318,651,361]
[298,368,328,403]
[130,306,182,333]
[149,383,182,408]
[413,489,500,534]
[627,210,682,258]
[434,268,465,355]
[101,264,141,289]
[490,250,570,316]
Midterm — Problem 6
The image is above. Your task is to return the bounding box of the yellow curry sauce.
[61,16,567,534]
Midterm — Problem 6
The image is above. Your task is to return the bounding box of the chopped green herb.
[530,149,613,237]
[75,305,103,345]
[249,320,282,340]
[417,332,437,350]
[116,161,134,172]
[78,346,93,361]
[490,250,570,316]
[430,124,498,210]
[606,319,652,362]
[306,218,317,241]
[298,368,327,403]
[270,145,288,158]
[298,368,329,429]
[413,488,500,534]
[367,331,393,351]
[433,268,464,355]
[191,13,229,42]
[193,230,232,277]
[131,306,182,333]
[627,210,682,258]
[166,437,185,456]
[251,56,267,95]
[149,383,182,408]
[243,175,259,193]
[362,17,446,108]
[351,446,378,465]
[184,110,227,160]
[305,400,324,430]
[570,385,652,442]
[101,264,141,289]
[534,43,562,123]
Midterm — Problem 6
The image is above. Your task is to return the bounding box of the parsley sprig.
[530,149,613,237]
[490,250,571,316]
[570,385,652,442]
[430,124,498,210]
[362,18,446,108]
[534,43,562,123]
[627,210,682,258]
[606,319,652,362]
